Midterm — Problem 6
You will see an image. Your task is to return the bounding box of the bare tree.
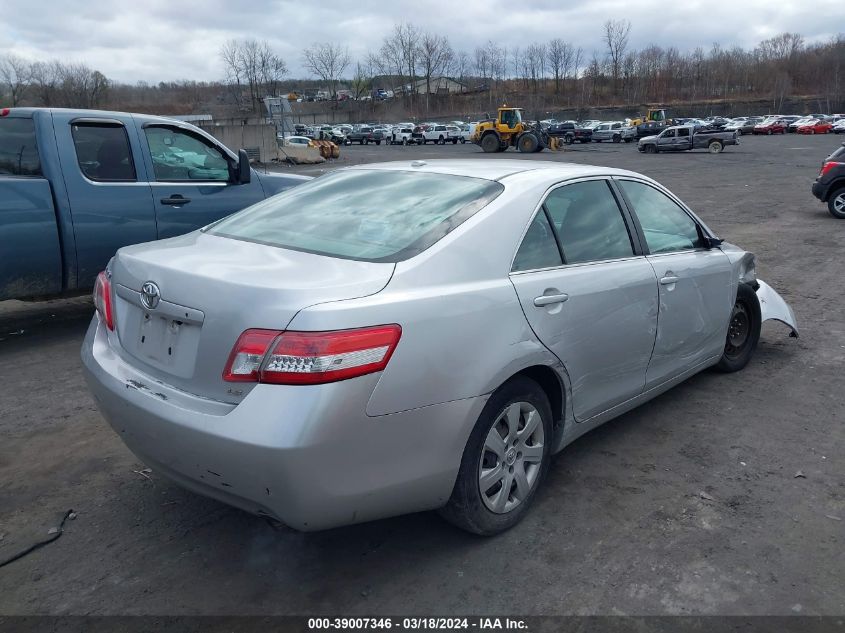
[302,42,350,102]
[220,39,287,112]
[350,60,373,101]
[603,19,631,96]
[0,54,31,106]
[454,50,470,91]
[547,39,565,94]
[373,23,420,101]
[418,33,453,113]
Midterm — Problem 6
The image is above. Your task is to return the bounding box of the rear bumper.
[81,317,483,530]
[812,180,829,201]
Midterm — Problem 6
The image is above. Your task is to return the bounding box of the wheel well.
[826,180,845,201]
[511,365,565,428]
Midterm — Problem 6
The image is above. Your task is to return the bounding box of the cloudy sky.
[1,0,842,83]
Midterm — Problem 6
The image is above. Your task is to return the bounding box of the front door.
[53,112,157,289]
[509,179,659,421]
[138,124,266,239]
[617,179,733,388]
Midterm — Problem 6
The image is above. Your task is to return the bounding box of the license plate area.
[114,284,205,379]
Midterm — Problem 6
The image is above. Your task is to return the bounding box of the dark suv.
[547,122,593,144]
[812,142,845,218]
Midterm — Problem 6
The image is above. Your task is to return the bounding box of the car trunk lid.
[109,231,395,403]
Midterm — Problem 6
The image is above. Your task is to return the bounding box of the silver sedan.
[82,160,798,534]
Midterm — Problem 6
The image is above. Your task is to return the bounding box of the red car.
[753,119,788,135]
[797,120,833,134]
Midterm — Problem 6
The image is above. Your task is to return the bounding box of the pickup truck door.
[676,126,693,149]
[52,112,157,290]
[0,113,63,299]
[138,124,267,239]
[656,128,676,150]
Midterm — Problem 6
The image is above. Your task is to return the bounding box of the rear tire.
[438,377,553,535]
[708,140,723,154]
[715,283,761,373]
[612,135,621,143]
[828,187,845,219]
[480,133,500,153]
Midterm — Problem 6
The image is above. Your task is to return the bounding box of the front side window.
[207,169,504,262]
[0,117,41,176]
[662,129,676,138]
[144,126,230,182]
[544,180,634,264]
[620,180,702,254]
[512,210,562,272]
[71,122,136,182]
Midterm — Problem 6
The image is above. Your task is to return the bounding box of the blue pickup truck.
[0,107,307,301]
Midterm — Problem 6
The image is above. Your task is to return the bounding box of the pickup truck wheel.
[644,144,657,154]
[452,138,458,144]
[439,136,445,144]
[563,135,573,145]
[828,187,845,219]
[480,133,500,153]
[708,141,724,154]
[461,138,466,143]
[438,376,553,535]
[612,135,621,143]
[715,283,761,373]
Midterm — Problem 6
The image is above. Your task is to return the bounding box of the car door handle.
[534,293,569,307]
[160,195,191,206]
[659,275,680,285]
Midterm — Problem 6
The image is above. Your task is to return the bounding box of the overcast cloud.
[1,0,842,83]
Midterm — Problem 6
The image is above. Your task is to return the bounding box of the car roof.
[345,159,643,182]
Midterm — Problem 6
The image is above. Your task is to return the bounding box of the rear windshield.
[0,117,41,176]
[206,169,504,262]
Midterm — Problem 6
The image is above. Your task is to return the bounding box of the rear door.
[0,113,63,299]
[510,178,658,421]
[53,112,157,290]
[138,123,267,239]
[617,179,733,388]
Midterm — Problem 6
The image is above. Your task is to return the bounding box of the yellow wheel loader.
[471,106,563,153]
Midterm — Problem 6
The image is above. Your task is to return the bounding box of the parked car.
[834,120,845,134]
[82,160,797,534]
[796,119,833,135]
[638,125,739,153]
[444,125,463,144]
[346,125,375,145]
[0,107,307,301]
[811,142,845,218]
[547,121,593,144]
[592,121,636,143]
[281,136,313,147]
[753,119,788,135]
[420,124,452,145]
[390,127,415,144]
[724,118,761,135]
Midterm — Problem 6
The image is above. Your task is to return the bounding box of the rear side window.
[71,122,136,182]
[512,210,562,272]
[207,169,504,262]
[544,180,634,264]
[620,180,703,254]
[0,118,41,176]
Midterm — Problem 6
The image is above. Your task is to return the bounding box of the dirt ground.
[0,134,843,616]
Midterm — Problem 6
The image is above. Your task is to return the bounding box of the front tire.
[439,377,553,535]
[480,133,500,153]
[715,283,761,372]
[828,187,845,219]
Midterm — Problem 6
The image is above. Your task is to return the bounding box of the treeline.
[2,23,844,116]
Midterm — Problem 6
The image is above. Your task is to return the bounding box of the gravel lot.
[1,134,843,616]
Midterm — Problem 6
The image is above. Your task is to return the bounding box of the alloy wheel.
[479,402,545,514]
[833,193,845,215]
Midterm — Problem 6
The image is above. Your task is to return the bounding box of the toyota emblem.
[140,281,161,310]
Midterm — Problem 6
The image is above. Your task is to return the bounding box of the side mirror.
[237,149,251,184]
[702,236,723,249]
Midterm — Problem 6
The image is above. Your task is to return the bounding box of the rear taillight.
[222,325,401,385]
[93,271,114,330]
[820,161,843,177]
